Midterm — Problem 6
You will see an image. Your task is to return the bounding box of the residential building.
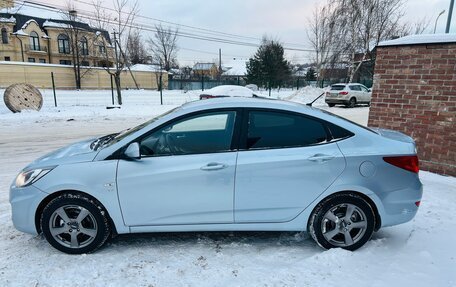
[192,62,219,79]
[0,10,114,67]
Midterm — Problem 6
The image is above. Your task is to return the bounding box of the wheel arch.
[307,190,382,232]
[35,190,118,236]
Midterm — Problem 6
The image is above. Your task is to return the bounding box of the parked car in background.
[200,85,260,99]
[325,83,372,108]
[10,98,422,254]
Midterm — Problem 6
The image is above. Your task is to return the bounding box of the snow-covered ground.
[0,88,454,286]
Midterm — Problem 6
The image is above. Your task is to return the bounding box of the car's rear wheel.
[346,97,357,108]
[327,103,336,107]
[309,193,375,251]
[41,193,111,254]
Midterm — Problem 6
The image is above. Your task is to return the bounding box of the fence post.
[201,74,204,91]
[159,72,163,105]
[51,72,57,107]
[110,74,115,105]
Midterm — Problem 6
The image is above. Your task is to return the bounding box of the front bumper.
[9,184,48,235]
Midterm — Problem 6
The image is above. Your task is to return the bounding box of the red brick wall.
[368,44,456,176]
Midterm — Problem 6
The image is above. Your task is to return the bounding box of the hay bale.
[3,83,43,113]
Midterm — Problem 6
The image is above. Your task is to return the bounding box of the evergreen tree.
[247,38,291,95]
[305,67,317,81]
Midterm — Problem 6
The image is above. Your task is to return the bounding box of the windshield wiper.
[90,133,119,150]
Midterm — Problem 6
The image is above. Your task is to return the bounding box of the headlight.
[15,168,54,188]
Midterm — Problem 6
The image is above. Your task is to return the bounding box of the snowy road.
[0,89,455,286]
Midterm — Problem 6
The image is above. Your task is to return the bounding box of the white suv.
[325,83,371,108]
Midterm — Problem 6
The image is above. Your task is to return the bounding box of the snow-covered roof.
[222,59,247,76]
[128,64,167,73]
[12,29,28,36]
[193,63,216,70]
[378,34,456,47]
[43,20,72,29]
[0,16,15,23]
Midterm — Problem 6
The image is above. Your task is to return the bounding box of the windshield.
[95,107,180,149]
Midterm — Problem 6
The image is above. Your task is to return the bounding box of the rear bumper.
[378,178,423,228]
[325,99,349,104]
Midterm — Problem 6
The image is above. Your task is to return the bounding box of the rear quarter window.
[331,85,346,91]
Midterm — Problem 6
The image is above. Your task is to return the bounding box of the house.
[0,5,114,67]
[192,62,218,79]
[368,34,456,176]
[221,58,247,85]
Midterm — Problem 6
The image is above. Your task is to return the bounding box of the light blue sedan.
[9,98,423,254]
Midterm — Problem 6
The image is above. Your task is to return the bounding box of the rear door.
[234,109,346,223]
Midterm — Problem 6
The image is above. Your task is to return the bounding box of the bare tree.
[126,29,149,65]
[92,0,139,105]
[306,3,345,85]
[60,2,94,89]
[148,24,179,71]
[333,0,407,82]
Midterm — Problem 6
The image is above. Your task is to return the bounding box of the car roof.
[180,97,308,111]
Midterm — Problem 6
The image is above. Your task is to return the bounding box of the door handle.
[200,162,227,171]
[307,154,335,163]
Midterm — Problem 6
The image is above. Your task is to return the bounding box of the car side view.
[325,83,372,108]
[9,98,422,254]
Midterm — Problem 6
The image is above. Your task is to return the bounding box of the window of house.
[98,45,106,54]
[246,110,328,149]
[58,34,70,54]
[4,56,11,61]
[80,37,89,55]
[81,61,90,66]
[1,28,8,44]
[59,60,72,65]
[39,58,46,63]
[28,57,36,63]
[29,31,40,51]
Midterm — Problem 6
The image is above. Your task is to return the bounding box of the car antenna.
[306,92,326,106]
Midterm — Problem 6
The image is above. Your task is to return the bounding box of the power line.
[19,0,315,52]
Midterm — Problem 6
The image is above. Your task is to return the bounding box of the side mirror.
[124,142,141,159]
[368,88,372,92]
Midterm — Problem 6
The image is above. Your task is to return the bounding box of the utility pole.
[446,0,455,33]
[218,48,222,82]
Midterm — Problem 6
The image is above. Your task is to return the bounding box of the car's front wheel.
[308,193,375,251]
[327,103,336,107]
[41,193,111,254]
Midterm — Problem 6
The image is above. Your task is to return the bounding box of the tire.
[308,193,375,251]
[346,97,356,108]
[41,193,111,254]
[327,103,336,107]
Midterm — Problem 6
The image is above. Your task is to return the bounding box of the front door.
[117,110,238,226]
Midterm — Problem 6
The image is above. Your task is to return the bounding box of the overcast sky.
[42,0,456,65]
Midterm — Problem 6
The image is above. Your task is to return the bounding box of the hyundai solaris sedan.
[10,98,422,254]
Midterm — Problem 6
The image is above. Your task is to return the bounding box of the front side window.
[360,86,369,92]
[58,34,70,54]
[29,31,40,50]
[140,111,236,156]
[1,28,8,44]
[246,111,328,149]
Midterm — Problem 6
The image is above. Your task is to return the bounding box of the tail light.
[383,155,419,173]
[200,94,216,100]
[339,91,349,95]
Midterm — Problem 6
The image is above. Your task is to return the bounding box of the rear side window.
[331,85,346,91]
[349,85,361,91]
[247,111,329,149]
[327,123,354,140]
